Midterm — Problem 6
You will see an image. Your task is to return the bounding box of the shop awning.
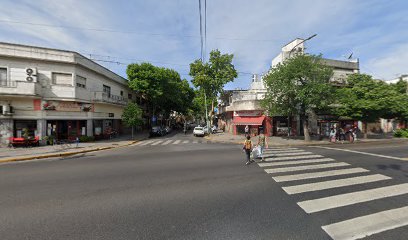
[233,116,265,125]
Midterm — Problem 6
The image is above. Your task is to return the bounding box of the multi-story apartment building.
[219,39,360,137]
[0,42,139,146]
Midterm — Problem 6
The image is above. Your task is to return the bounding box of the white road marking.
[193,140,198,144]
[264,149,305,153]
[162,140,173,145]
[322,206,408,240]
[272,168,369,182]
[311,146,405,160]
[182,140,189,144]
[264,155,325,161]
[264,148,299,151]
[140,140,154,146]
[298,183,408,213]
[270,152,314,156]
[265,162,350,174]
[151,140,163,145]
[172,140,181,145]
[133,141,143,146]
[283,174,392,195]
[258,158,335,167]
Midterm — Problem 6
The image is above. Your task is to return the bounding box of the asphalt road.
[0,133,407,240]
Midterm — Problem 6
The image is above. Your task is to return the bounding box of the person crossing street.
[243,135,253,165]
[257,130,268,162]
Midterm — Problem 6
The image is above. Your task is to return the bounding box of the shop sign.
[233,110,262,117]
[42,101,93,112]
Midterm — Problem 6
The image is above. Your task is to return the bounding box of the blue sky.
[0,0,407,89]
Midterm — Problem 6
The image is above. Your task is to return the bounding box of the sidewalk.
[0,132,149,164]
[205,132,408,146]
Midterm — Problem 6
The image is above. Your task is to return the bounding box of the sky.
[0,0,407,90]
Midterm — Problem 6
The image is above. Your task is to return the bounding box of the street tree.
[127,63,194,125]
[334,74,408,138]
[262,54,334,141]
[189,49,238,125]
[122,102,144,139]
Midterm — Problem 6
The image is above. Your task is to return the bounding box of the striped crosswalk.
[257,147,408,240]
[134,139,212,147]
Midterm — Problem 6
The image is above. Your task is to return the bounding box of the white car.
[193,127,205,137]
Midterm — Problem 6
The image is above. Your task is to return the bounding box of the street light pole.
[288,34,317,58]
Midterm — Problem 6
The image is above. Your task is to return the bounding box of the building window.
[0,67,7,84]
[76,75,86,89]
[52,72,73,85]
[103,85,111,97]
[128,93,132,100]
[120,91,124,96]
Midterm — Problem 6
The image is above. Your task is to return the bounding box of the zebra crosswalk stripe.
[297,183,408,213]
[264,155,324,161]
[140,140,154,146]
[265,148,299,151]
[258,158,334,167]
[182,140,189,144]
[282,174,392,195]
[162,140,173,145]
[268,152,314,156]
[193,140,198,144]
[264,149,305,153]
[321,206,408,240]
[172,140,181,144]
[264,162,350,174]
[272,168,369,182]
[133,141,144,145]
[151,140,163,145]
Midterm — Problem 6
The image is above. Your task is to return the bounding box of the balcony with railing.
[92,92,128,105]
[0,80,41,96]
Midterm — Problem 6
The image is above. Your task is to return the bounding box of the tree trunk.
[302,115,311,141]
[363,121,368,139]
[131,126,134,140]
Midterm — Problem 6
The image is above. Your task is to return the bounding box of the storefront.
[272,116,297,136]
[14,120,38,138]
[232,110,272,136]
[46,120,87,141]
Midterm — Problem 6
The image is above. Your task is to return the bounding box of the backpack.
[244,140,252,150]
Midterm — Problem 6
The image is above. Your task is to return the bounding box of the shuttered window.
[0,68,7,82]
[52,72,72,85]
[76,75,86,88]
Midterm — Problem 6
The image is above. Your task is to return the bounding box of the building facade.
[0,42,138,146]
[219,38,360,137]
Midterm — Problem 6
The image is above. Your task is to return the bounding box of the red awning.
[233,116,265,126]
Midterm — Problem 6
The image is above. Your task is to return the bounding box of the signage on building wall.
[41,101,94,112]
[233,110,263,117]
[33,99,42,111]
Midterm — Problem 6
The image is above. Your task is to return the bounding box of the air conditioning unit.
[2,105,13,115]
[26,67,38,82]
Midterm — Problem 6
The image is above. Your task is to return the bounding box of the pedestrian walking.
[257,130,268,162]
[339,127,346,143]
[243,135,253,165]
[244,125,249,137]
[329,127,336,143]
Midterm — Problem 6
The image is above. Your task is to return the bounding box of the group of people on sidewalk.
[242,129,268,165]
[329,126,358,143]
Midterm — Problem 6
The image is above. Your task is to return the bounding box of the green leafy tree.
[122,102,143,139]
[127,63,195,125]
[189,49,238,124]
[262,54,334,141]
[334,74,408,138]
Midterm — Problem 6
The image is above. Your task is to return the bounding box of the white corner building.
[0,42,137,146]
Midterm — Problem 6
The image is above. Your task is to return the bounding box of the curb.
[0,137,150,164]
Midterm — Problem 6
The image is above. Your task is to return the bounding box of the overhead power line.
[0,19,279,43]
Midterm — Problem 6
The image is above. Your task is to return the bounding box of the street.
[0,133,407,240]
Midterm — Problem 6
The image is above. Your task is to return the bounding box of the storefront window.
[14,120,37,138]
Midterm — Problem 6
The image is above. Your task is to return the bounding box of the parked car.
[193,127,205,137]
[203,126,210,135]
[164,126,172,134]
[149,126,164,137]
